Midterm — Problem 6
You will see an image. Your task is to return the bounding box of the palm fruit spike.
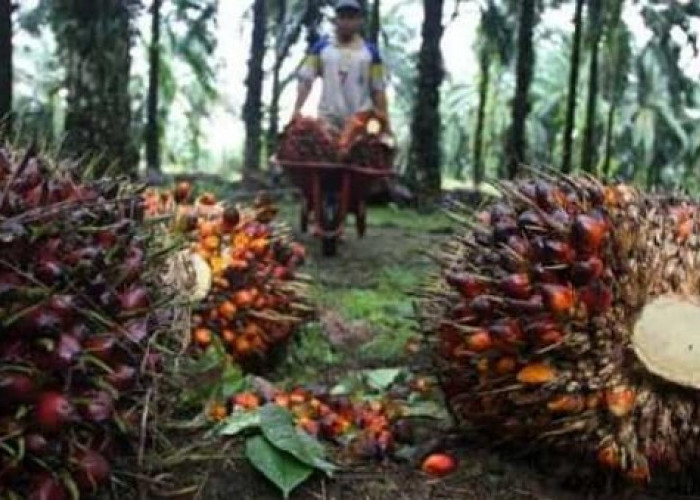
[418,172,700,483]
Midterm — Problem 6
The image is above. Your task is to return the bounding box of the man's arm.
[293,80,314,118]
[372,89,388,117]
[368,43,390,131]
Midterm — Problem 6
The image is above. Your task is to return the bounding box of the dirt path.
[195,203,691,500]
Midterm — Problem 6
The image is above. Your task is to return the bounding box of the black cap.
[335,0,363,13]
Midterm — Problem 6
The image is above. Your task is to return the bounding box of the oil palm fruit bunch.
[418,172,700,484]
[278,116,338,164]
[0,146,178,498]
[189,196,312,368]
[220,387,401,459]
[337,110,395,170]
[142,187,313,368]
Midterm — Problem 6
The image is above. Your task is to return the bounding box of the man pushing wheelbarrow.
[292,0,391,134]
[274,0,397,257]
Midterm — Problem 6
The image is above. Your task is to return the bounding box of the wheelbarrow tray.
[271,156,395,255]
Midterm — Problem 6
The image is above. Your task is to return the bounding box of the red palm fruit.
[469,295,495,317]
[517,209,545,232]
[28,473,69,500]
[48,294,76,322]
[505,234,531,258]
[605,388,635,417]
[537,238,575,265]
[119,286,150,311]
[531,264,560,284]
[232,392,260,410]
[489,318,524,344]
[547,395,585,413]
[540,284,575,315]
[35,392,76,433]
[571,214,607,254]
[499,273,532,299]
[222,206,241,230]
[577,281,613,314]
[78,391,114,423]
[124,318,148,343]
[537,329,564,346]
[516,363,556,385]
[297,417,320,436]
[504,293,545,314]
[0,372,37,403]
[25,433,50,455]
[174,181,192,203]
[72,449,111,493]
[36,333,81,370]
[675,218,694,243]
[444,272,488,298]
[466,330,493,352]
[534,180,556,209]
[421,453,458,477]
[83,335,116,362]
[495,356,517,375]
[108,373,135,404]
[571,256,605,285]
[626,463,651,483]
[198,192,217,206]
[492,218,519,243]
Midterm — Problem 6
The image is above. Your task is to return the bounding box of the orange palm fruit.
[421,453,457,477]
[516,363,556,385]
[201,235,220,252]
[605,387,635,417]
[218,301,237,321]
[193,328,212,347]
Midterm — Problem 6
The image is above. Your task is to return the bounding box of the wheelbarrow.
[271,157,395,257]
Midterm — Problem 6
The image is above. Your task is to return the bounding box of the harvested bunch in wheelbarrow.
[0,145,180,499]
[417,171,700,484]
[338,110,395,170]
[277,116,338,164]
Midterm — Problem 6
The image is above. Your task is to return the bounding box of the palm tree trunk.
[146,0,162,174]
[602,1,626,179]
[507,0,536,179]
[602,98,617,178]
[581,0,602,174]
[0,0,11,136]
[561,0,585,173]
[267,0,286,155]
[51,0,139,177]
[473,50,490,187]
[370,0,381,45]
[243,0,267,175]
[407,0,444,202]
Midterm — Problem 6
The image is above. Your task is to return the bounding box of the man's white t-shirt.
[298,34,386,130]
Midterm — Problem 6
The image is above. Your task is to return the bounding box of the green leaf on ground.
[245,435,313,499]
[218,409,261,436]
[364,368,402,391]
[259,405,337,475]
[219,363,244,399]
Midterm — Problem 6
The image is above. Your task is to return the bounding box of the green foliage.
[219,405,335,498]
[246,436,314,498]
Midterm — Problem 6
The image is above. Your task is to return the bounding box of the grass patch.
[313,267,420,362]
[367,204,452,232]
[274,323,341,384]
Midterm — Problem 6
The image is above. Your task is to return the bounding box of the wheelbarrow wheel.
[321,193,338,257]
[356,201,367,238]
[300,199,309,233]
